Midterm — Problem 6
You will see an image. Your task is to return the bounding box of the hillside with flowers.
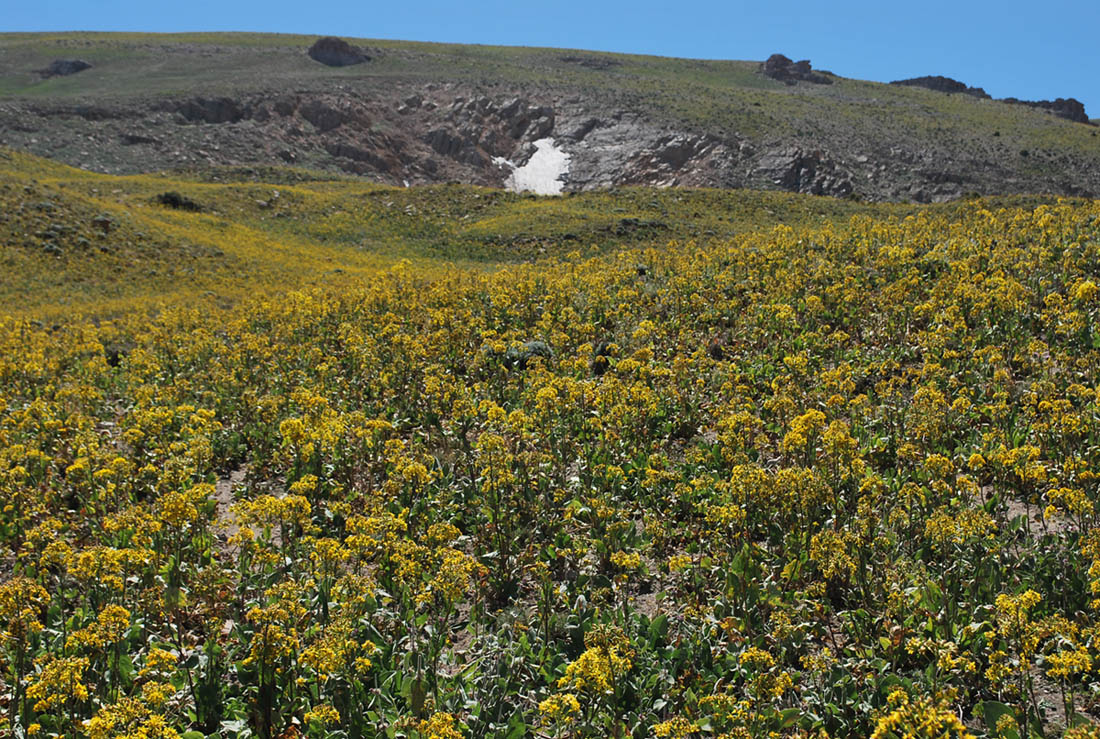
[2,131,1100,738]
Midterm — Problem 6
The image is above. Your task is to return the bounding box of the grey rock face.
[423,96,555,169]
[755,147,854,197]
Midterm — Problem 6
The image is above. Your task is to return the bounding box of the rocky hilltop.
[0,33,1097,202]
[891,75,990,99]
[891,75,1090,124]
[1001,96,1090,124]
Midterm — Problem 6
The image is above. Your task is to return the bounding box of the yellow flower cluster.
[870,689,973,739]
[26,655,90,711]
[84,697,179,739]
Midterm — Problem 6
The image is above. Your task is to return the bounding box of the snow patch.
[495,138,570,195]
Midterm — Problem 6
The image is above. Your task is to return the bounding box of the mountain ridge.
[1,32,1098,202]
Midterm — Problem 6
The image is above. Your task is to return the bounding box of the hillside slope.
[4,147,1085,319]
[1,32,1098,202]
[0,147,935,318]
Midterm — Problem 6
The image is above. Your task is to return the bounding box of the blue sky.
[8,0,1099,118]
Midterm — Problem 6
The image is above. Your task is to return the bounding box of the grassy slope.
[0,147,1084,321]
[0,31,1097,167]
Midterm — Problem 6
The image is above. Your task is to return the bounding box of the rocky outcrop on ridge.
[890,75,1090,124]
[890,76,990,99]
[761,54,832,85]
[1002,97,1090,124]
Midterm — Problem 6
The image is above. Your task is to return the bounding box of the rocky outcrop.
[299,99,354,132]
[325,139,407,175]
[620,133,738,187]
[891,76,990,99]
[761,54,832,85]
[307,37,371,67]
[1002,97,1090,124]
[891,76,1090,124]
[754,147,853,197]
[559,55,620,71]
[4,77,1098,202]
[41,59,92,78]
[421,96,555,169]
[172,97,246,124]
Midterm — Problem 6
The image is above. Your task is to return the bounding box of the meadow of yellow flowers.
[2,168,1100,738]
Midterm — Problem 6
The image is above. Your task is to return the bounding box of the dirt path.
[213,465,249,555]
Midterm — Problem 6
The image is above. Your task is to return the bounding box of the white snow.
[496,138,570,195]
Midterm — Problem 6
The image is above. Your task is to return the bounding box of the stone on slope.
[307,37,371,67]
[42,59,92,77]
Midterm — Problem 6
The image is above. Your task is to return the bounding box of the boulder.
[504,341,553,370]
[761,54,832,85]
[42,59,92,77]
[91,214,113,234]
[481,340,554,370]
[591,340,613,376]
[154,191,202,212]
[611,218,669,237]
[120,132,159,145]
[307,37,370,67]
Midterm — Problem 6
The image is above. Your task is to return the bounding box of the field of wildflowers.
[2,170,1100,737]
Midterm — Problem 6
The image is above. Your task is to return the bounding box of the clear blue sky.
[8,0,1099,118]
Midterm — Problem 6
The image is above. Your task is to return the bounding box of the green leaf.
[118,653,135,683]
[976,700,1017,738]
[648,614,669,643]
[505,712,526,739]
[779,707,802,728]
[410,678,427,714]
